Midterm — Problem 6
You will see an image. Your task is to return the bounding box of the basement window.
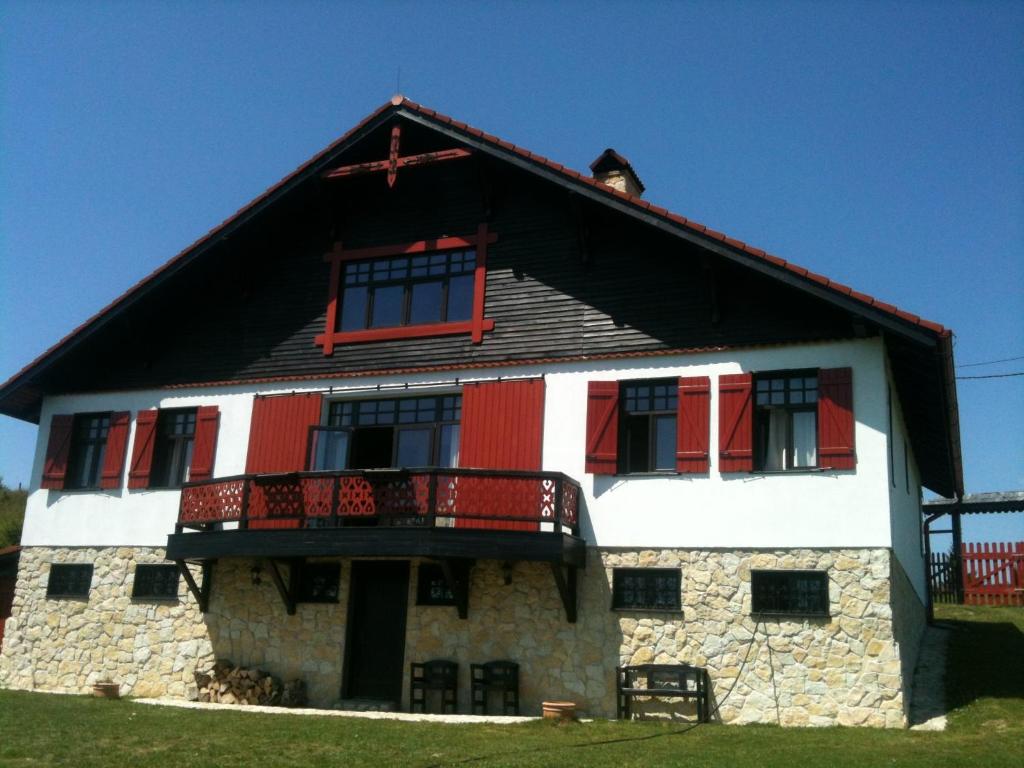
[46,563,93,599]
[751,570,829,617]
[132,564,180,600]
[611,568,681,611]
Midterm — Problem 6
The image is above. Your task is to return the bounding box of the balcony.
[166,468,584,566]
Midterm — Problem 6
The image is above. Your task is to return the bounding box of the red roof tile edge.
[1,96,948,399]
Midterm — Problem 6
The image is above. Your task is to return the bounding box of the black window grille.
[295,562,341,603]
[612,568,681,611]
[132,564,180,600]
[46,563,93,598]
[339,250,476,331]
[751,570,829,616]
[66,414,111,490]
[620,380,677,473]
[416,563,459,606]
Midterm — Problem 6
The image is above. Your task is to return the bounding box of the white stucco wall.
[885,356,928,603]
[22,338,897,552]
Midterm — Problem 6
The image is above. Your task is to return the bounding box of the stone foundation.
[889,554,927,719]
[1,545,910,727]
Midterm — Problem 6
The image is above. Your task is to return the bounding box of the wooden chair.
[410,660,458,713]
[470,660,519,715]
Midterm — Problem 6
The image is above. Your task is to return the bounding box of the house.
[0,97,961,727]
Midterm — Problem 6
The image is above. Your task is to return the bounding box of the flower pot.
[93,683,120,699]
[542,700,576,721]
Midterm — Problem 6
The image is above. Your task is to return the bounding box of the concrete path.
[134,697,536,724]
[908,622,951,731]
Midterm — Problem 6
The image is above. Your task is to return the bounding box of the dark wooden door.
[344,560,410,702]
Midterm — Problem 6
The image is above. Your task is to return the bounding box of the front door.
[343,560,410,703]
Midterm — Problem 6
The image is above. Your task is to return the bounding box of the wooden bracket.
[439,558,471,620]
[550,563,578,623]
[267,559,297,616]
[175,559,214,613]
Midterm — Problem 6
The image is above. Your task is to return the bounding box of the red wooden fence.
[961,541,1024,606]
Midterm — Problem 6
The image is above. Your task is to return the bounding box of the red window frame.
[315,224,497,355]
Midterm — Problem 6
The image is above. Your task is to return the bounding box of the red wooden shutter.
[128,410,159,489]
[718,373,753,472]
[585,381,619,475]
[245,393,323,473]
[676,376,710,473]
[818,367,855,470]
[41,414,74,490]
[99,411,131,489]
[189,406,220,482]
[458,379,546,531]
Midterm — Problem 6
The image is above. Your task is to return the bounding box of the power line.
[957,355,1024,368]
[956,372,1024,380]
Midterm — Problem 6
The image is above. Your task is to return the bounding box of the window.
[611,568,681,611]
[46,564,93,598]
[416,563,463,606]
[295,562,341,603]
[66,414,111,489]
[132,564,180,600]
[339,250,476,332]
[620,380,677,473]
[751,570,829,616]
[309,395,461,471]
[149,408,196,487]
[754,372,818,470]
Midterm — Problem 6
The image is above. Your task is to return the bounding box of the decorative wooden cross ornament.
[324,123,473,188]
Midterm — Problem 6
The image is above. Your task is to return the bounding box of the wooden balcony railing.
[177,468,581,536]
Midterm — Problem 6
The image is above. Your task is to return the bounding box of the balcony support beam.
[550,562,578,623]
[175,559,214,613]
[438,558,471,619]
[267,558,297,615]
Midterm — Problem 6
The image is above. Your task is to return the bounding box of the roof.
[0,96,963,496]
[924,491,1024,515]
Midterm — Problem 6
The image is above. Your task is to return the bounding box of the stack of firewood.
[194,660,307,708]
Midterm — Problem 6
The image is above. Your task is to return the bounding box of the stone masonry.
[1,546,918,727]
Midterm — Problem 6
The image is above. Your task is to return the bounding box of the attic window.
[315,225,497,354]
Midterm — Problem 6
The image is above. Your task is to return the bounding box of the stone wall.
[2,546,911,727]
[889,553,927,718]
[0,547,213,697]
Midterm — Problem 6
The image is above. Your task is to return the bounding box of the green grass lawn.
[0,605,1021,768]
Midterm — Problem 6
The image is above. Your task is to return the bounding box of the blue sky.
[1,1,1021,542]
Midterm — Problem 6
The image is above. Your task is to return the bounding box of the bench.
[616,664,710,722]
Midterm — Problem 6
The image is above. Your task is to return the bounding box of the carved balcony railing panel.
[177,469,581,536]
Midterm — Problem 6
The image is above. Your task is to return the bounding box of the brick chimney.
[589,148,645,197]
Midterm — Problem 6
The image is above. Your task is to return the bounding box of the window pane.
[764,409,788,470]
[792,411,817,467]
[654,416,676,470]
[439,424,460,468]
[396,428,432,467]
[311,429,349,471]
[410,280,443,325]
[446,274,474,321]
[370,285,404,327]
[340,286,368,331]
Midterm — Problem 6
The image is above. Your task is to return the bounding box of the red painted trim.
[318,227,497,354]
[324,149,473,180]
[189,406,220,482]
[387,124,400,187]
[41,414,74,490]
[718,373,753,472]
[323,233,496,264]
[246,393,323,473]
[99,411,131,489]
[128,410,159,489]
[676,377,710,474]
[585,381,619,475]
[315,318,495,347]
[818,367,856,470]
